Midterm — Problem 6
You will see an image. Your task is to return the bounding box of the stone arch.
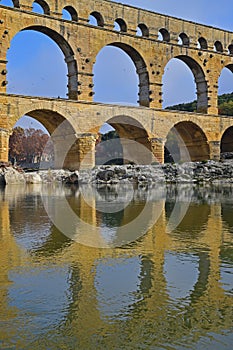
[114,18,127,32]
[33,0,50,15]
[63,6,78,22]
[165,121,210,162]
[158,28,170,42]
[89,11,104,27]
[102,115,152,164]
[178,32,190,46]
[220,126,233,154]
[222,63,233,74]
[15,25,78,99]
[198,37,208,50]
[137,23,149,37]
[13,0,20,8]
[0,0,19,7]
[228,44,233,55]
[102,42,149,107]
[214,40,223,53]
[11,108,79,169]
[170,55,208,113]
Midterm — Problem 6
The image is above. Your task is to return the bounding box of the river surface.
[0,183,232,349]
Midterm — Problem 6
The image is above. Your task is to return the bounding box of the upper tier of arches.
[2,0,233,55]
[1,0,233,115]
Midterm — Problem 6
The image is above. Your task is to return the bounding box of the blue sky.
[1,0,233,132]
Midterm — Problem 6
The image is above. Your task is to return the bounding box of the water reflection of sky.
[95,256,142,321]
[220,262,233,295]
[164,252,199,302]
[8,266,71,332]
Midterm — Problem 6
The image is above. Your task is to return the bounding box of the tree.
[9,127,25,164]
[9,127,51,166]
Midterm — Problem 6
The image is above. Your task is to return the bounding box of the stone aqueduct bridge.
[1,0,233,167]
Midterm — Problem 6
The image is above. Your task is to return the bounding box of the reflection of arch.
[165,121,210,162]
[198,37,208,50]
[159,28,170,42]
[63,6,78,22]
[106,43,150,107]
[189,253,210,302]
[221,202,233,235]
[114,18,127,32]
[33,0,50,15]
[19,26,78,99]
[166,202,211,238]
[173,55,208,113]
[90,11,104,27]
[137,23,149,37]
[221,126,233,153]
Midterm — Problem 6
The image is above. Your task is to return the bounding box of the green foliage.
[166,92,233,116]
[166,100,197,112]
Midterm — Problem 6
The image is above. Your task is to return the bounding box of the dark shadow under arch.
[106,115,152,164]
[165,121,210,162]
[63,6,78,22]
[221,126,233,154]
[90,11,104,27]
[33,0,50,15]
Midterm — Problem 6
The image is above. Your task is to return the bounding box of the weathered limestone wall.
[1,1,233,167]
[1,94,233,167]
[1,1,233,111]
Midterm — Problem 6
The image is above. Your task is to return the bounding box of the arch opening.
[62,6,78,22]
[32,0,50,15]
[228,44,233,55]
[96,116,152,165]
[136,24,149,37]
[114,18,127,32]
[221,127,233,158]
[158,28,170,42]
[7,27,78,100]
[93,43,149,107]
[218,65,233,116]
[96,124,123,165]
[89,11,104,27]
[10,114,52,168]
[10,110,77,169]
[163,57,207,112]
[0,0,18,7]
[165,121,210,163]
[214,41,223,53]
[178,33,190,46]
[198,37,208,50]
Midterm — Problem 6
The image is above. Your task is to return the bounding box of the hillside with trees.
[166,92,233,116]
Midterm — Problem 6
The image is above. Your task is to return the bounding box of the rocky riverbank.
[1,160,233,186]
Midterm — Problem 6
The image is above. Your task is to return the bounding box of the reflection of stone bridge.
[1,1,233,167]
[0,185,232,346]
